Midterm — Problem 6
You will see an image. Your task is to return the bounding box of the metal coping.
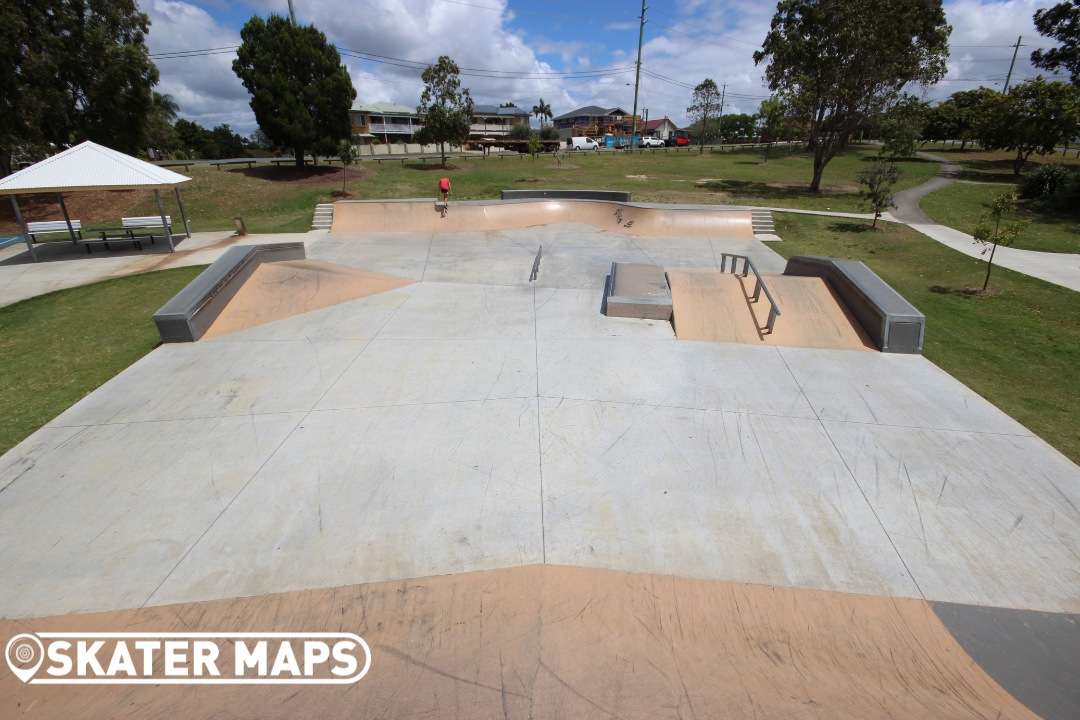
[501,189,632,202]
[152,242,306,343]
[783,255,925,353]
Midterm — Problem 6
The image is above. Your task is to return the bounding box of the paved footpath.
[889,151,1080,293]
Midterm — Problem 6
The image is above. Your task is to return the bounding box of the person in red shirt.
[438,177,451,204]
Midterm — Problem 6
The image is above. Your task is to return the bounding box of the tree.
[759,95,791,163]
[754,0,950,191]
[532,98,552,127]
[337,139,355,193]
[508,123,534,141]
[688,79,722,155]
[973,189,1028,292]
[173,119,216,158]
[539,125,560,141]
[973,78,1080,176]
[1032,1,1080,84]
[232,15,356,168]
[527,134,542,176]
[857,157,901,227]
[1,1,160,175]
[878,96,928,158]
[921,101,961,145]
[211,124,248,159]
[718,113,758,142]
[144,92,180,156]
[415,56,473,169]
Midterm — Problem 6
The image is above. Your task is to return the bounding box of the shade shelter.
[0,141,192,262]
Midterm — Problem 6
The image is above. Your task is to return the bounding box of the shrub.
[508,123,535,141]
[1019,164,1076,199]
[539,125,560,141]
[170,150,188,161]
[1019,164,1080,213]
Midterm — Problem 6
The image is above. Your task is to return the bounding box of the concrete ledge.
[604,262,672,321]
[153,242,306,343]
[501,189,632,202]
[783,255,924,353]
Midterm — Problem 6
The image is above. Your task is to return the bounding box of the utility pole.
[717,84,726,141]
[630,0,646,151]
[288,0,297,24]
[1003,36,1021,93]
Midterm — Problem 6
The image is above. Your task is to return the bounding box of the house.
[349,102,421,144]
[552,106,641,139]
[641,117,681,141]
[469,104,531,138]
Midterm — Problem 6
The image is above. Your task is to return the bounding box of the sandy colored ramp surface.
[331,199,755,238]
[668,268,875,350]
[0,565,1039,719]
[202,259,415,339]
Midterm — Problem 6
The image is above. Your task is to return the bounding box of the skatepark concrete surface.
[1,200,1079,718]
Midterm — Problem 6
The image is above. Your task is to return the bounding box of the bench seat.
[26,220,82,242]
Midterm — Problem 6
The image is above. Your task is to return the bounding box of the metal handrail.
[720,253,782,334]
[529,245,543,282]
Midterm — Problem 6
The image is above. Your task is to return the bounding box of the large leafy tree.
[1032,1,1080,84]
[687,79,722,155]
[878,95,929,158]
[1,0,159,175]
[754,0,951,191]
[415,56,473,169]
[232,15,356,168]
[973,78,1080,176]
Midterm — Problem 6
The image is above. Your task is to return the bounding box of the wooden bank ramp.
[201,259,415,339]
[667,268,876,350]
[0,566,1040,719]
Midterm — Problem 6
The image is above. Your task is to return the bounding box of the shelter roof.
[0,141,191,195]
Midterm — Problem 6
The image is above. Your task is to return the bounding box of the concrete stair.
[751,209,776,236]
[311,203,334,231]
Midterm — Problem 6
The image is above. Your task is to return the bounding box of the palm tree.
[152,92,180,123]
[532,98,552,127]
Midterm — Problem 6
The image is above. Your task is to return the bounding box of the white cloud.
[144,1,254,131]
[144,0,1070,138]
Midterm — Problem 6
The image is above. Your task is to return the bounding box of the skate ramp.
[0,565,1042,719]
[202,259,415,339]
[331,200,755,238]
[668,268,876,350]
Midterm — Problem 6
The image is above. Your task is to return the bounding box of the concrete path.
[0,230,327,308]
[890,151,1080,293]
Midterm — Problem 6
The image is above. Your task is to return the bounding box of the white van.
[567,136,600,151]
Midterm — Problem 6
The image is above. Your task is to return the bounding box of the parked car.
[665,136,691,147]
[567,136,600,151]
[637,136,664,148]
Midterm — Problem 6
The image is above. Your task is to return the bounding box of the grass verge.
[0,266,206,455]
[773,213,1080,465]
[920,182,1080,254]
[0,145,940,236]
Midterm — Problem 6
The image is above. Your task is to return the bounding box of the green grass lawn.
[773,213,1080,464]
[97,144,939,234]
[918,144,1080,182]
[0,266,206,455]
[920,182,1080,253]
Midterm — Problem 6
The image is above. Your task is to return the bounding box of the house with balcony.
[552,106,640,139]
[469,104,531,139]
[350,102,421,144]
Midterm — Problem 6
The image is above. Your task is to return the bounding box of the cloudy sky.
[142,0,1071,136]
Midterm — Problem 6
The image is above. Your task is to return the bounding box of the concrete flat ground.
[1,206,1078,717]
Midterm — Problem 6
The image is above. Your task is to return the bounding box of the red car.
[666,136,690,147]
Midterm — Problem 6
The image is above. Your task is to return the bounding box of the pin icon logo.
[6,634,44,683]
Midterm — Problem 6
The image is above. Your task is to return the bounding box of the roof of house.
[472,104,530,116]
[553,106,632,121]
[643,118,679,131]
[350,102,417,116]
[0,141,190,195]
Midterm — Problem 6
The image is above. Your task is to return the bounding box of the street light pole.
[630,0,646,151]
